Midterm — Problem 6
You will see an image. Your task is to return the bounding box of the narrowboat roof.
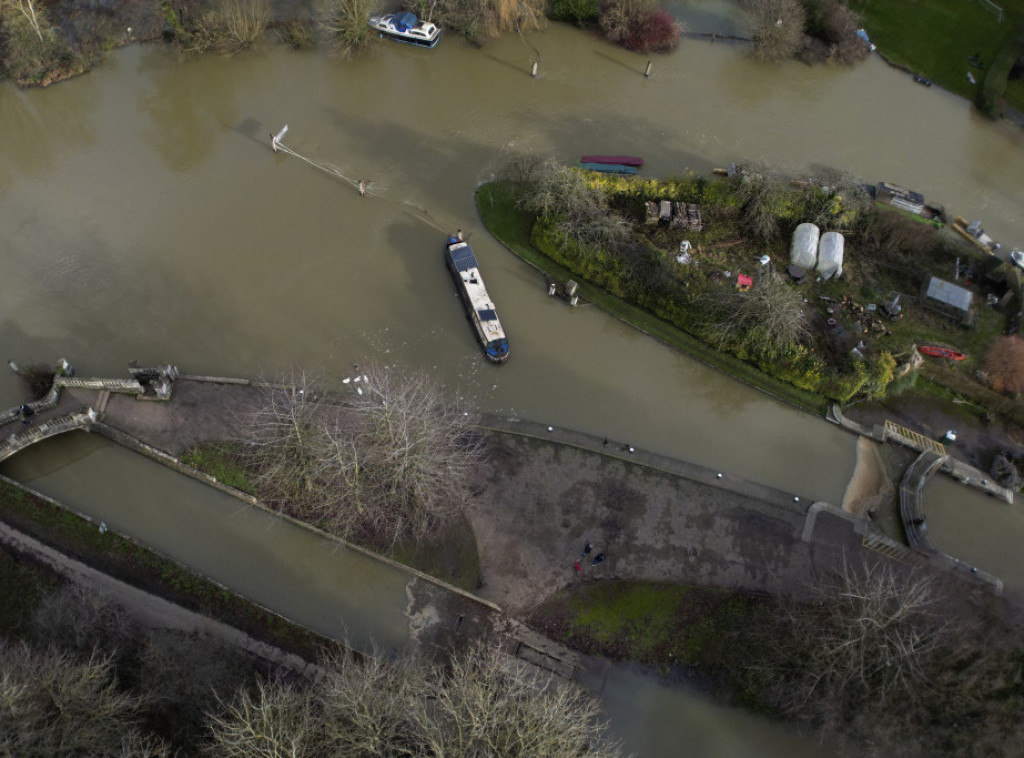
[447,241,504,337]
[448,244,479,272]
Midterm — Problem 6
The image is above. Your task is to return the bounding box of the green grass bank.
[851,0,1024,114]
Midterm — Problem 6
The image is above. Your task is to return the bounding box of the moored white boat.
[445,234,509,363]
[368,12,440,48]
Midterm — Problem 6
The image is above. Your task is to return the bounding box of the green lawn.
[528,581,771,670]
[851,0,1024,112]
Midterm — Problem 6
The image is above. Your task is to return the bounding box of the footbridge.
[0,362,179,464]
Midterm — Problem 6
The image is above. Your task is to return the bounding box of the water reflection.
[925,477,1024,594]
[600,662,832,757]
[138,48,246,172]
[0,77,98,183]
[668,0,751,37]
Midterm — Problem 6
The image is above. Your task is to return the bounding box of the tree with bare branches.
[426,0,547,40]
[203,644,623,757]
[186,0,271,54]
[0,0,68,84]
[315,0,379,57]
[0,640,171,757]
[743,559,965,749]
[731,162,786,241]
[239,366,484,550]
[512,156,630,251]
[983,335,1024,396]
[743,0,806,63]
[699,271,810,351]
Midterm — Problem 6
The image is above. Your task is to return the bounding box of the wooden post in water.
[644,60,652,78]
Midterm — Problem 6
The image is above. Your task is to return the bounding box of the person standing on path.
[591,553,606,566]
[573,560,582,574]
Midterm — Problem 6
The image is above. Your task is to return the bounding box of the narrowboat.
[445,235,509,363]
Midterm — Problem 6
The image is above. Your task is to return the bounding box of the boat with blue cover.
[445,235,509,363]
[368,12,441,48]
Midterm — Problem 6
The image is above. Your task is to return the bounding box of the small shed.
[922,275,973,321]
[817,232,845,280]
[790,223,820,270]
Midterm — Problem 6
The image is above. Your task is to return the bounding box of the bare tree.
[699,271,810,351]
[316,0,379,57]
[514,157,630,250]
[187,0,271,54]
[31,584,138,668]
[204,677,324,758]
[802,0,870,65]
[239,366,484,550]
[0,0,67,84]
[743,0,806,63]
[347,364,484,546]
[753,559,956,734]
[138,629,257,749]
[204,644,623,757]
[731,163,785,241]
[1,0,46,40]
[983,336,1024,395]
[491,0,548,33]
[0,640,171,757]
[421,643,623,757]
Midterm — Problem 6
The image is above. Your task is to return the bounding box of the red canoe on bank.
[919,345,967,361]
[580,155,644,167]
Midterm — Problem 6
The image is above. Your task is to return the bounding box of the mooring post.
[644,60,652,78]
[531,61,538,77]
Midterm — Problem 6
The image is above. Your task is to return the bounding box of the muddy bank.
[841,436,895,519]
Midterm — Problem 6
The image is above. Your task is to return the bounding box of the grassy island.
[477,161,1012,416]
